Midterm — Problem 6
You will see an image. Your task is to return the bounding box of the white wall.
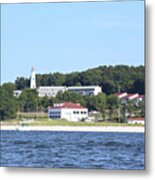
[61,108,88,122]
[48,108,88,121]
[38,87,67,97]
[128,120,145,125]
[68,86,102,96]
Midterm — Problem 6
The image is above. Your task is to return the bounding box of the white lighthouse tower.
[30,67,36,89]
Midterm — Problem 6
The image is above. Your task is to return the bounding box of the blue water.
[1,131,144,170]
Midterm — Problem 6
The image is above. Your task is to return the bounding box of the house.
[124,93,139,100]
[121,93,139,104]
[115,92,144,104]
[127,117,145,125]
[48,102,88,122]
[68,86,102,96]
[115,92,128,98]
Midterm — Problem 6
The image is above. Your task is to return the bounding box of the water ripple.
[1,131,144,170]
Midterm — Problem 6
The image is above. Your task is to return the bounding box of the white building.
[13,90,22,97]
[13,67,36,97]
[68,86,102,96]
[48,102,88,122]
[38,86,67,97]
[115,92,144,104]
[128,118,145,125]
[13,68,102,98]
[30,67,36,89]
[38,85,102,97]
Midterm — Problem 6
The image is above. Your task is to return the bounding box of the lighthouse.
[30,67,36,89]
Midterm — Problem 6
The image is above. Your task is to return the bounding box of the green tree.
[48,72,66,86]
[127,100,136,117]
[38,96,54,112]
[107,95,119,120]
[56,91,87,106]
[132,77,145,94]
[90,93,107,121]
[19,88,38,112]
[2,83,16,97]
[139,100,145,118]
[15,65,145,95]
[15,77,30,90]
[0,85,17,120]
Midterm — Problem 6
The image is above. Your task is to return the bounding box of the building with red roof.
[128,117,145,125]
[114,92,127,98]
[115,92,145,104]
[48,102,88,121]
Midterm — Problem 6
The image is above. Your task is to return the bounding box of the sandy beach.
[1,125,144,133]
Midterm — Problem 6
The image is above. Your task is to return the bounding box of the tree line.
[15,65,145,94]
[0,83,144,121]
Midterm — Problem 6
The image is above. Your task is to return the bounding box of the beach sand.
[1,125,144,133]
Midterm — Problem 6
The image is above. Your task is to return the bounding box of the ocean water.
[1,131,145,170]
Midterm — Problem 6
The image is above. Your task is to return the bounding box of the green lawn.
[0,112,143,127]
[1,118,144,127]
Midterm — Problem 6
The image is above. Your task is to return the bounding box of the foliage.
[14,65,145,95]
[15,77,30,90]
[139,100,145,118]
[19,88,38,112]
[0,84,18,120]
[56,91,87,106]
[38,96,54,112]
[107,95,119,120]
[1,65,145,120]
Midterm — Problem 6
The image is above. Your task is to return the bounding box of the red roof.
[48,102,86,109]
[115,92,127,96]
[122,93,139,99]
[139,95,145,98]
[128,118,144,121]
[114,92,128,98]
[115,93,144,100]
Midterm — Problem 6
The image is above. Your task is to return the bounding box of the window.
[81,111,87,114]
[73,111,79,114]
[50,115,60,119]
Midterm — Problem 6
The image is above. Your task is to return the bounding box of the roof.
[114,92,127,98]
[128,118,144,121]
[39,86,66,89]
[122,93,139,99]
[115,93,145,100]
[48,102,87,109]
[115,92,124,96]
[139,95,145,98]
[68,86,101,90]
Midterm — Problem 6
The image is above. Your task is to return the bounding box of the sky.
[1,1,144,84]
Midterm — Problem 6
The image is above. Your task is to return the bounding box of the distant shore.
[1,125,144,133]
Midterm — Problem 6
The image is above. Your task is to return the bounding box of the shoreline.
[1,125,144,133]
